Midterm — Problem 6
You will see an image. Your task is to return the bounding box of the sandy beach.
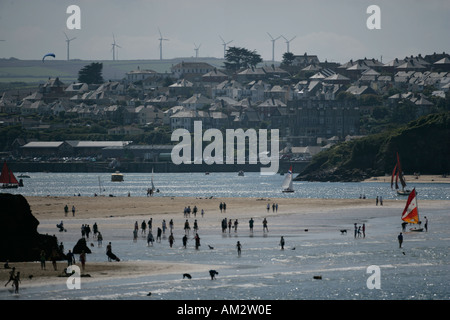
[363,174,450,184]
[1,193,449,298]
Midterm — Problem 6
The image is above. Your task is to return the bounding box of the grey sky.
[0,0,449,63]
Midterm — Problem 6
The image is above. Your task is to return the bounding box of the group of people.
[64,204,76,217]
[183,205,204,218]
[354,223,366,238]
[220,218,240,233]
[266,203,279,212]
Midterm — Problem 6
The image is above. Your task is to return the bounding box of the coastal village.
[1,51,450,166]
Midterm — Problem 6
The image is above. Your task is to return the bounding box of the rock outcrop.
[0,193,65,262]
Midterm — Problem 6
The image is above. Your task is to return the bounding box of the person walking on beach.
[80,250,86,272]
[64,204,69,217]
[184,220,190,235]
[72,205,76,217]
[67,250,75,266]
[40,250,46,270]
[162,220,167,235]
[168,233,175,248]
[354,223,358,238]
[424,216,428,232]
[193,220,198,234]
[234,219,239,233]
[249,218,254,233]
[201,209,204,218]
[169,219,174,233]
[4,267,16,287]
[147,231,154,246]
[141,220,147,235]
[148,218,152,231]
[93,222,98,238]
[228,219,232,233]
[182,234,188,248]
[362,223,366,238]
[219,202,223,213]
[12,272,20,294]
[263,218,269,233]
[267,203,270,212]
[398,232,403,248]
[280,236,285,250]
[194,233,201,250]
[223,202,226,213]
[157,227,162,242]
[236,241,242,256]
[97,232,103,247]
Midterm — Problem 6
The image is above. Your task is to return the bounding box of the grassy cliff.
[295,112,450,182]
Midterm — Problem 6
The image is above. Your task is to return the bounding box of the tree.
[78,62,104,84]
[281,52,295,66]
[224,47,262,72]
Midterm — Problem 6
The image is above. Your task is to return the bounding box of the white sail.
[282,173,291,190]
[151,168,156,191]
[282,166,294,192]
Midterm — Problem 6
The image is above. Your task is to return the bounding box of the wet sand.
[2,194,448,287]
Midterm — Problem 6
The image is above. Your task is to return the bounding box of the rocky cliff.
[295,112,450,182]
[0,193,65,262]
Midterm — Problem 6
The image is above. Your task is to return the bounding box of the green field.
[0,57,226,84]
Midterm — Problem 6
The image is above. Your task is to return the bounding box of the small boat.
[391,152,412,196]
[18,174,31,178]
[205,172,210,175]
[281,166,294,193]
[238,170,244,176]
[0,161,20,189]
[111,171,124,182]
[401,188,423,232]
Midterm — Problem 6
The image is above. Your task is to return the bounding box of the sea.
[1,172,449,302]
[4,171,450,200]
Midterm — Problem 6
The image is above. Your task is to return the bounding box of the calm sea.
[3,172,450,200]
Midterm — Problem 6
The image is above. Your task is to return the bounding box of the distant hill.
[0,57,226,84]
[295,112,450,182]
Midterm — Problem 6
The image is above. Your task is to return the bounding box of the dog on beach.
[208,245,214,250]
[183,273,192,279]
[209,270,218,280]
[340,229,347,235]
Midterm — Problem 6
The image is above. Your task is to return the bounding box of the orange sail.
[401,188,419,224]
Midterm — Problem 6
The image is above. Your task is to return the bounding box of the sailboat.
[391,152,411,196]
[282,166,294,193]
[401,188,423,232]
[151,168,156,192]
[0,161,20,189]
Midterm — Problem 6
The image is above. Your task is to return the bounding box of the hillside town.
[1,51,450,164]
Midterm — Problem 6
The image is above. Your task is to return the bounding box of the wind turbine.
[219,35,233,58]
[158,28,169,60]
[111,34,121,61]
[282,35,296,53]
[63,32,76,61]
[267,32,282,62]
[194,43,201,58]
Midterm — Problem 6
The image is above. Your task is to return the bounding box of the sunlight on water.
[3,172,450,200]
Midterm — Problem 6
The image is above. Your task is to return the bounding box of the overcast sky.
[0,0,449,63]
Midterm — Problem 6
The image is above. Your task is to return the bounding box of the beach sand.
[363,174,450,184]
[2,194,448,288]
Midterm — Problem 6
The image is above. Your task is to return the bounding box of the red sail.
[401,188,419,224]
[0,161,19,185]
